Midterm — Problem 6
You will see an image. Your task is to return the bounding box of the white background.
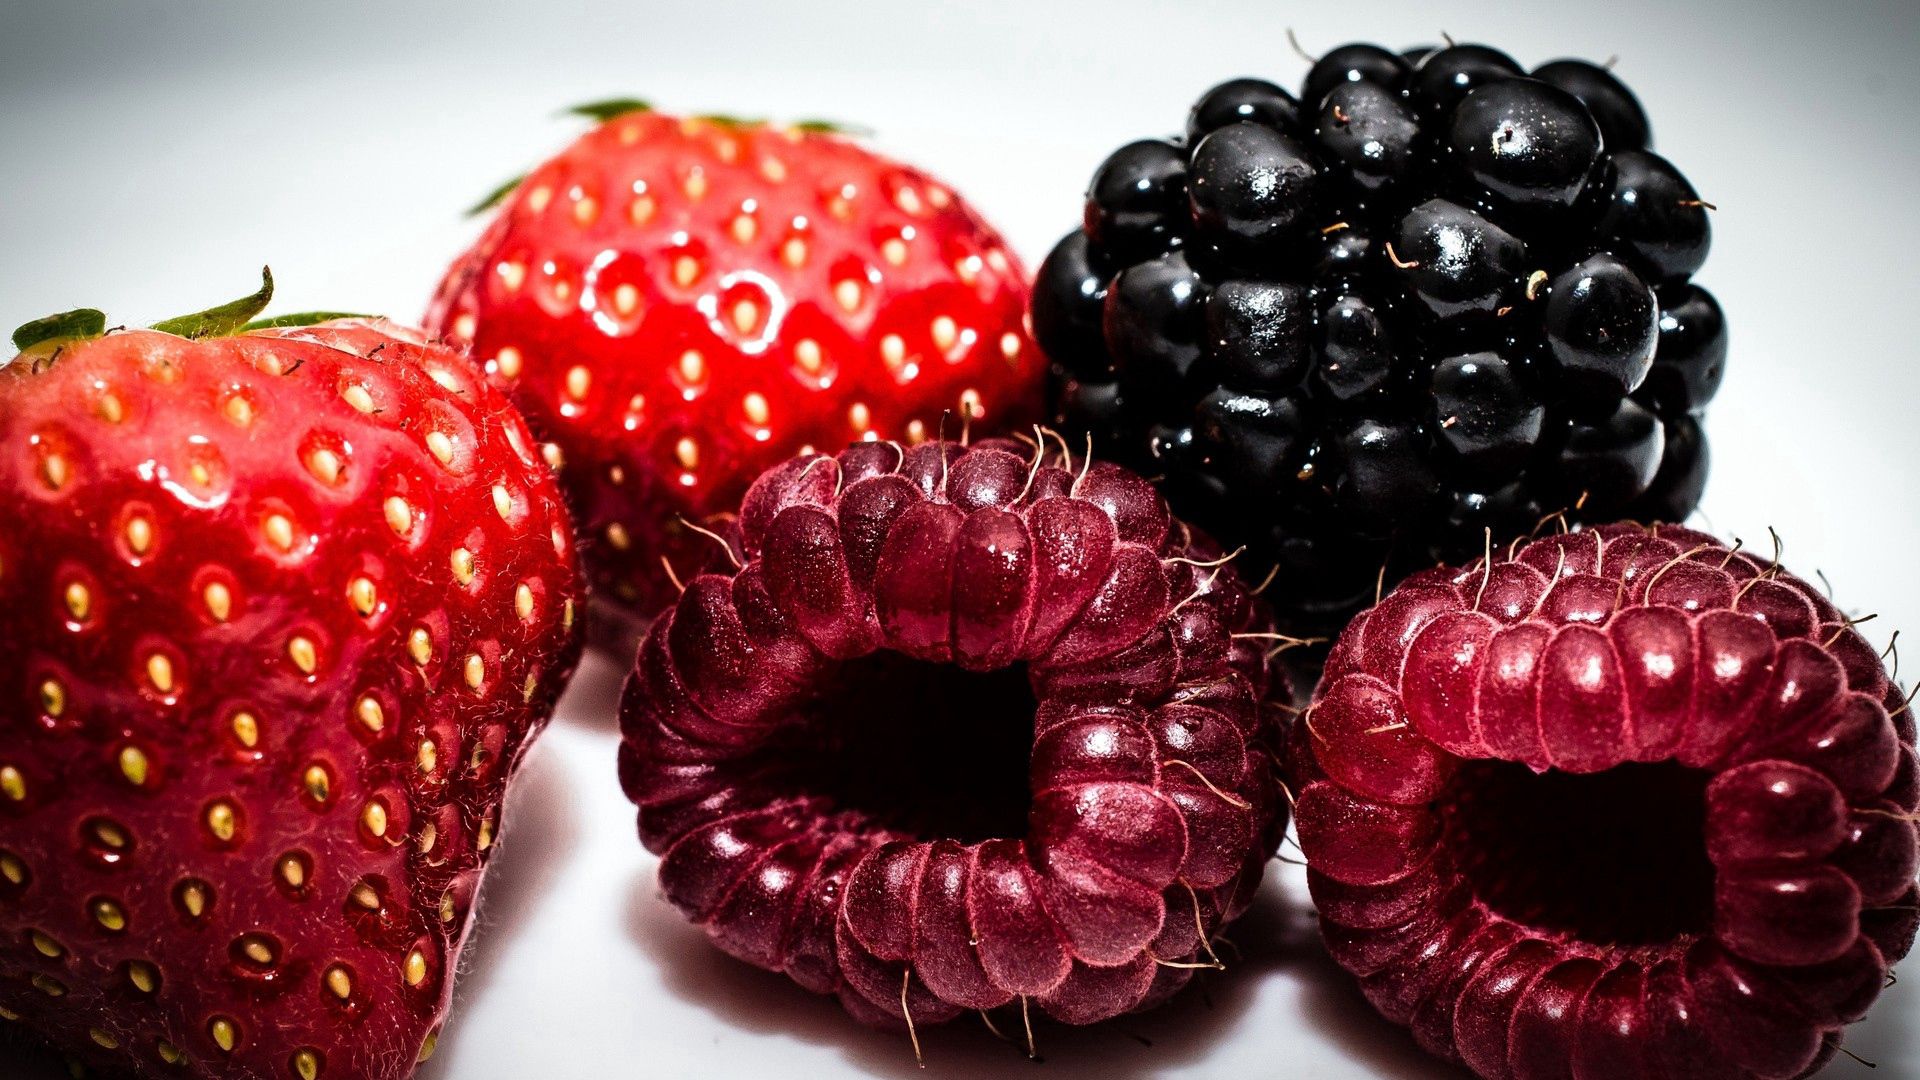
[4,1,1918,1076]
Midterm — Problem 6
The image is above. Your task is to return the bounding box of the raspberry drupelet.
[617,438,1291,1037]
[1292,523,1916,1078]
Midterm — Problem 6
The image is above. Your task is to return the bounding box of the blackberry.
[1037,41,1724,630]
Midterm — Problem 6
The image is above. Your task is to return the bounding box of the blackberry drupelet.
[1036,43,1724,630]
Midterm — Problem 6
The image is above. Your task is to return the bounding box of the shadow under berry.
[420,742,583,1076]
[625,867,1305,1077]
[548,647,632,734]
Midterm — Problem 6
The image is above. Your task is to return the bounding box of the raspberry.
[1036,43,1723,631]
[616,439,1290,1040]
[1291,523,1915,1077]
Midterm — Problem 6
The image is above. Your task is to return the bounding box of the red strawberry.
[0,277,584,1079]
[425,104,1043,626]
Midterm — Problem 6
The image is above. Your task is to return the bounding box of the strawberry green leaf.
[152,267,275,340]
[568,98,654,122]
[242,311,377,331]
[466,173,526,217]
[792,118,874,137]
[693,112,768,128]
[11,308,107,354]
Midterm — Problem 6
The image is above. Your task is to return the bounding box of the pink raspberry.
[616,438,1290,1040]
[1293,522,1915,1079]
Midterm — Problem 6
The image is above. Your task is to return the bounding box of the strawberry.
[425,103,1043,625]
[0,273,585,1079]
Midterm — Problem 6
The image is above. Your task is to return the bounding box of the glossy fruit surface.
[1294,523,1916,1078]
[1532,58,1652,151]
[1040,43,1721,631]
[618,439,1290,1031]
[0,316,585,1078]
[1447,78,1603,216]
[428,107,1042,624]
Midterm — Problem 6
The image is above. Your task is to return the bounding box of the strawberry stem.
[11,307,106,354]
[242,311,376,331]
[151,266,275,339]
[11,270,374,356]
[458,102,868,223]
[567,97,654,122]
[792,118,873,137]
[467,173,527,217]
[693,112,768,128]
[568,98,864,137]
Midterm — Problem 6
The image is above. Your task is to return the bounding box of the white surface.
[4,1,1919,1076]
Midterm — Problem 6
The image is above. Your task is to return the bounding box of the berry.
[1406,44,1525,116]
[1544,397,1664,507]
[1539,253,1660,403]
[1293,524,1916,1078]
[1105,251,1209,403]
[426,106,1041,625]
[1629,413,1708,522]
[1030,231,1109,377]
[0,284,584,1079]
[1040,43,1721,630]
[1085,139,1188,260]
[1302,44,1411,112]
[1316,294,1398,403]
[1196,389,1308,489]
[1428,352,1545,484]
[1205,279,1312,390]
[1447,79,1602,217]
[1314,80,1420,196]
[1188,123,1322,260]
[1186,78,1300,147]
[1641,284,1727,418]
[1330,417,1443,526]
[1395,198,1530,324]
[1595,149,1713,282]
[1532,58,1652,151]
[617,439,1289,1034]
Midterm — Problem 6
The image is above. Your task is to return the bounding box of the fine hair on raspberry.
[1292,522,1916,1078]
[617,437,1290,1041]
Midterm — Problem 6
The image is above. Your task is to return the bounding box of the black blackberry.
[1035,42,1724,630]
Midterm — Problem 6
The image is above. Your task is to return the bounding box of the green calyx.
[693,113,868,136]
[12,308,107,354]
[151,266,277,339]
[242,310,375,330]
[461,98,868,222]
[568,97,655,122]
[467,174,529,217]
[564,97,860,133]
[7,267,376,361]
[466,97,654,217]
[692,111,768,128]
[791,118,872,137]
